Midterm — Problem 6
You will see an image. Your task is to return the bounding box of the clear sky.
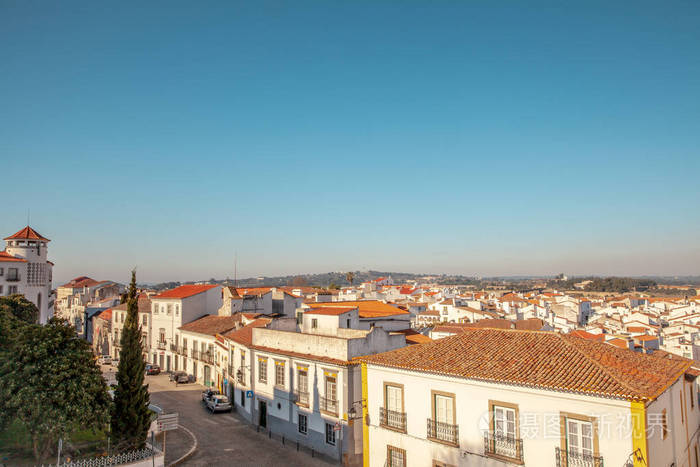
[2,1,699,284]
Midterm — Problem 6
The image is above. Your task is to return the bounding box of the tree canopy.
[0,318,110,461]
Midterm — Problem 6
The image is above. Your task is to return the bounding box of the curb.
[167,424,197,467]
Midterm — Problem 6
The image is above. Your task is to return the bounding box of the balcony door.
[566,418,593,457]
[493,405,516,458]
[386,385,402,413]
[434,394,454,425]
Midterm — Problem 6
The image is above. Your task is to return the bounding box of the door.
[259,400,267,428]
[204,365,211,387]
[159,354,164,368]
[566,418,593,457]
[166,355,171,372]
[493,406,516,457]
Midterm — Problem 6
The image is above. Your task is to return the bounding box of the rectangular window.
[434,394,454,424]
[258,358,268,383]
[183,338,188,351]
[663,409,668,439]
[275,361,285,387]
[7,268,18,280]
[142,315,148,325]
[0,267,4,276]
[385,384,403,413]
[494,406,516,439]
[298,414,308,434]
[0,286,3,295]
[298,368,308,393]
[159,329,166,343]
[153,304,158,314]
[167,304,172,315]
[387,446,406,467]
[325,422,336,445]
[312,318,318,329]
[8,286,17,294]
[326,376,337,401]
[566,418,593,457]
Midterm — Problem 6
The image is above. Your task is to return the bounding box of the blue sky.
[1,1,699,284]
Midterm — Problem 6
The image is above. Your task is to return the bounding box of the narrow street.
[145,372,337,467]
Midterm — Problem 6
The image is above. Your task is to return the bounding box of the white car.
[98,355,111,365]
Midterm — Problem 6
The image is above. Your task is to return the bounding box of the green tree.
[111,270,150,451]
[0,318,110,461]
[0,294,39,324]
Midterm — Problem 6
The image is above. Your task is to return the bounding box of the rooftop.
[307,300,409,318]
[4,226,50,242]
[153,284,219,299]
[359,328,692,401]
[0,251,27,263]
[179,315,240,336]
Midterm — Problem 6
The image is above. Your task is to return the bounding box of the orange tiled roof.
[223,318,272,347]
[359,328,691,401]
[60,276,100,289]
[4,226,50,242]
[0,251,27,262]
[111,296,152,314]
[394,329,432,344]
[307,300,408,318]
[305,307,357,316]
[179,315,240,336]
[570,330,606,342]
[153,284,219,299]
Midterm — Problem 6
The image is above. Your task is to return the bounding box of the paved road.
[146,373,336,467]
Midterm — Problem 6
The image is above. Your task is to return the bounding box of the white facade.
[1,227,54,323]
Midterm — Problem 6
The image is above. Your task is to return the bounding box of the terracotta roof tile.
[179,314,240,336]
[304,307,357,316]
[223,318,272,347]
[0,251,27,262]
[307,300,408,318]
[359,328,691,401]
[153,284,219,299]
[4,226,50,242]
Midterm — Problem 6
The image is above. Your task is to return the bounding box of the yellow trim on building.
[630,400,648,467]
[362,362,369,467]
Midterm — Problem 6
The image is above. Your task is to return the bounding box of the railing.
[320,396,338,415]
[427,418,459,446]
[380,407,407,432]
[156,341,166,350]
[555,447,604,467]
[191,349,200,360]
[294,390,309,406]
[201,351,214,364]
[170,343,177,352]
[6,275,21,282]
[180,346,188,356]
[47,447,159,467]
[484,432,523,462]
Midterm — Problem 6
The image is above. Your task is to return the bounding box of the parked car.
[145,364,160,375]
[111,358,119,367]
[98,355,111,365]
[201,388,220,402]
[170,371,189,383]
[206,394,232,413]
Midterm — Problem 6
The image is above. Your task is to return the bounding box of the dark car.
[170,371,189,383]
[145,364,160,375]
[201,388,220,403]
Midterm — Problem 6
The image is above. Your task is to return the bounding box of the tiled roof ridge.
[559,334,643,399]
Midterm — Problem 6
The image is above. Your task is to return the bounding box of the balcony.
[156,341,166,350]
[319,396,338,416]
[484,432,523,463]
[294,390,309,407]
[380,407,406,432]
[555,447,604,467]
[179,347,188,356]
[237,370,245,385]
[6,275,20,282]
[427,419,459,447]
[191,349,200,360]
[169,343,178,352]
[199,351,214,364]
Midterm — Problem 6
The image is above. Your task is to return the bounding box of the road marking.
[201,418,219,425]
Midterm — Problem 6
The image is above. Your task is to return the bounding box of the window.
[488,401,520,460]
[142,315,148,326]
[153,304,158,314]
[183,338,188,351]
[0,267,4,276]
[312,319,318,329]
[566,418,593,457]
[167,304,172,315]
[326,376,337,401]
[159,328,166,343]
[8,286,17,294]
[275,361,285,387]
[494,405,516,439]
[7,268,18,280]
[240,388,245,407]
[662,409,668,439]
[325,422,336,445]
[298,368,308,393]
[298,414,308,434]
[0,286,3,295]
[175,304,179,315]
[434,393,454,425]
[387,446,406,467]
[258,358,268,383]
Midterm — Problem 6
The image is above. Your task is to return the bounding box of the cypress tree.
[111,270,151,451]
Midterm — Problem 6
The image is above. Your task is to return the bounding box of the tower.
[2,226,54,323]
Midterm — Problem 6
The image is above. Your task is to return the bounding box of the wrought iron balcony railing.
[294,390,309,406]
[484,432,523,462]
[320,396,338,415]
[156,341,166,350]
[191,349,200,360]
[555,447,604,467]
[427,418,459,447]
[380,407,406,432]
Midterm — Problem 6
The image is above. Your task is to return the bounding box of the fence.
[42,447,161,467]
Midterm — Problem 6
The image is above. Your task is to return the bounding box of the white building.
[1,226,54,323]
[360,328,699,467]
[149,284,222,370]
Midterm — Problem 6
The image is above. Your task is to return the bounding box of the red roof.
[0,251,27,262]
[305,307,357,316]
[60,276,100,289]
[223,318,272,346]
[307,300,408,318]
[4,226,50,242]
[395,329,432,344]
[570,330,606,342]
[153,284,219,299]
[97,309,113,321]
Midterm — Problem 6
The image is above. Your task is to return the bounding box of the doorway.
[259,400,267,428]
[166,355,171,372]
[204,365,211,387]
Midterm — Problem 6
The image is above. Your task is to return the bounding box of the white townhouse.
[360,328,700,467]
[149,284,222,370]
[223,312,407,466]
[1,226,54,323]
[111,294,152,360]
[299,300,412,332]
[174,314,240,388]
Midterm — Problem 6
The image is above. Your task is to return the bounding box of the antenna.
[27,208,30,226]
[234,251,238,287]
